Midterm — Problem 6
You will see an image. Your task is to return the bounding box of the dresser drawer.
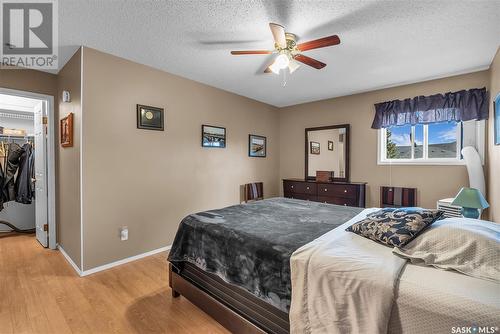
[317,184,358,199]
[287,193,317,201]
[284,181,317,194]
[318,196,357,207]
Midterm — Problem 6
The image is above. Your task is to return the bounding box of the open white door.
[34,101,48,247]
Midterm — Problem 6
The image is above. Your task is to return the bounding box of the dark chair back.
[380,186,417,208]
[244,182,264,202]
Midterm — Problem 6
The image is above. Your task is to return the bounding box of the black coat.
[3,142,24,202]
[0,162,4,210]
[15,143,34,204]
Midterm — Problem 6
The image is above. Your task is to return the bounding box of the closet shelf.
[0,112,34,120]
[0,134,34,139]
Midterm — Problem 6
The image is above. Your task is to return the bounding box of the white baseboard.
[81,245,171,276]
[57,244,83,276]
[57,244,171,277]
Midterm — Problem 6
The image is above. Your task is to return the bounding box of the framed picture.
[60,113,73,147]
[202,125,226,148]
[328,140,334,151]
[310,141,320,155]
[249,134,266,157]
[137,104,164,131]
[495,93,500,145]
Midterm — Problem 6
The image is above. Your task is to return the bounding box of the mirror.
[305,124,350,182]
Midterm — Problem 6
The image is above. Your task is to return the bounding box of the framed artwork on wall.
[137,104,164,131]
[202,125,226,148]
[310,141,320,155]
[495,93,500,145]
[328,140,334,151]
[60,113,73,147]
[249,134,266,157]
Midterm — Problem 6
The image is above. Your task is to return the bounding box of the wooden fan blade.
[264,67,272,73]
[297,35,340,52]
[269,23,286,48]
[231,50,272,55]
[294,54,326,69]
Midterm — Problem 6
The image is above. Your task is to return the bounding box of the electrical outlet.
[120,227,128,241]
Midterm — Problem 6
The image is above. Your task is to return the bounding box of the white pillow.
[393,217,500,282]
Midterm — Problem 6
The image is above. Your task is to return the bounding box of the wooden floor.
[0,233,229,334]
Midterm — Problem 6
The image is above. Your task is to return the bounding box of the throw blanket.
[290,209,407,334]
[168,197,362,312]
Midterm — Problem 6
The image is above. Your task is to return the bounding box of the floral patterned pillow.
[346,208,444,248]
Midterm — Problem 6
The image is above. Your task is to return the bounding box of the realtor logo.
[1,0,58,69]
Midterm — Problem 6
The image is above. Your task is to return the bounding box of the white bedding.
[290,208,407,334]
[388,262,500,334]
[290,208,500,334]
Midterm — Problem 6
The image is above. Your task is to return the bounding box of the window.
[378,121,485,165]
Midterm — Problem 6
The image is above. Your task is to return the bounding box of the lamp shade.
[451,187,489,209]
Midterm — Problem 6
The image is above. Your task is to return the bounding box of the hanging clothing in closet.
[4,143,24,202]
[0,158,4,211]
[16,143,35,204]
[0,141,35,211]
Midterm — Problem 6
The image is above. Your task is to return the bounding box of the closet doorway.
[0,88,56,249]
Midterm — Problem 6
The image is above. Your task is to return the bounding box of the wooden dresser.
[283,179,367,208]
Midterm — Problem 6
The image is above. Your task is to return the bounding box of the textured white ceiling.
[58,0,500,107]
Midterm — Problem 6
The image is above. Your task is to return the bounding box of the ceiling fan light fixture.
[230,23,340,76]
[275,53,290,69]
[288,59,300,74]
[269,52,291,75]
[269,61,281,74]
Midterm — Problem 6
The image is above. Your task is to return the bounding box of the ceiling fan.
[230,23,340,74]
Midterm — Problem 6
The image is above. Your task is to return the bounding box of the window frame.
[377,121,485,166]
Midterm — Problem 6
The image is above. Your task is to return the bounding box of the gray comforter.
[168,197,363,312]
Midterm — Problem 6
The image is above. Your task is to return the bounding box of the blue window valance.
[371,87,489,129]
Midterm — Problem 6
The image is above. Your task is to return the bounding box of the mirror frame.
[305,124,350,183]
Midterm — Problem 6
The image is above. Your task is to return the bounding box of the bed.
[168,198,500,334]
[168,197,362,333]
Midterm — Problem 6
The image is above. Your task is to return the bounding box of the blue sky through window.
[386,122,458,159]
[389,125,411,146]
[389,122,457,146]
[428,122,457,144]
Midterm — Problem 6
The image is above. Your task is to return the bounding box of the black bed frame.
[169,262,290,334]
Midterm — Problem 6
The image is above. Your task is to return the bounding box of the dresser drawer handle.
[344,204,347,206]
[324,189,328,192]
[344,189,348,193]
[306,186,310,190]
[291,185,294,189]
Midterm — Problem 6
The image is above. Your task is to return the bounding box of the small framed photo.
[328,140,334,151]
[310,141,320,155]
[495,93,500,145]
[60,113,73,147]
[249,134,266,158]
[137,104,164,131]
[202,125,226,148]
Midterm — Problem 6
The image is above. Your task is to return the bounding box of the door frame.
[0,87,57,249]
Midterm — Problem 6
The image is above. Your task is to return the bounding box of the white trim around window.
[377,120,485,166]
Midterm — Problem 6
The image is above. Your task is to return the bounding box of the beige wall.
[0,67,57,96]
[279,71,490,209]
[81,47,280,270]
[56,48,82,267]
[487,48,500,222]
